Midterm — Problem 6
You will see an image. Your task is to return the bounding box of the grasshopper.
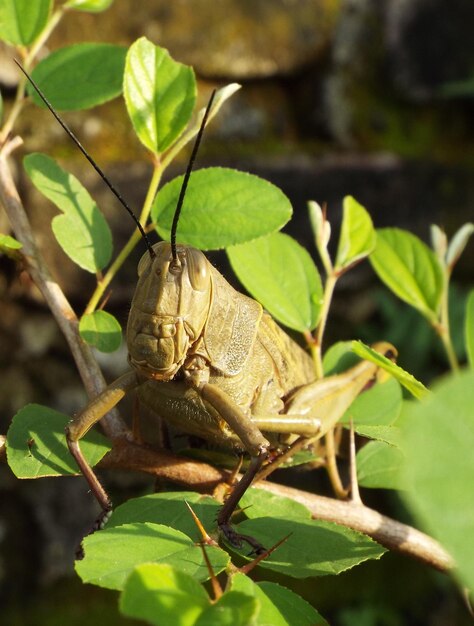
[21,67,395,553]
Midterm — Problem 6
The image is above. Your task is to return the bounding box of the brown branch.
[0,136,126,437]
[100,440,453,573]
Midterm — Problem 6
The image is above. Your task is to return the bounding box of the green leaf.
[466,290,474,368]
[76,522,229,590]
[0,233,22,260]
[153,167,292,250]
[370,228,444,322]
[120,563,209,626]
[231,574,329,626]
[228,232,322,332]
[401,371,474,590]
[352,341,428,400]
[0,233,22,250]
[79,311,122,353]
[340,377,402,427]
[194,592,258,626]
[335,196,376,271]
[106,492,221,542]
[240,488,311,522]
[24,153,112,272]
[446,222,474,270]
[234,517,385,578]
[6,404,110,478]
[29,43,127,110]
[65,0,114,12]
[0,0,51,46]
[357,440,406,490]
[351,424,401,446]
[124,37,196,154]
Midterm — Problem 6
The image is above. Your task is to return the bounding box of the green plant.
[1,2,473,624]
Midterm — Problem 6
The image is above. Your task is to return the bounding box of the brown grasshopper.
[21,67,395,553]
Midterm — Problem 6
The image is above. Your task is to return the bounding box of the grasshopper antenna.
[170,89,216,263]
[14,59,156,260]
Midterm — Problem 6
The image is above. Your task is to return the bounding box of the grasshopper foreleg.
[66,370,140,534]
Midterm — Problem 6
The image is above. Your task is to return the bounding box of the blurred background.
[0,1,473,624]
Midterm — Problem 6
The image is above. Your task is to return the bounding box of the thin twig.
[0,137,126,437]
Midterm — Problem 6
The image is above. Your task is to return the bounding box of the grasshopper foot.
[219,522,266,555]
[75,505,113,560]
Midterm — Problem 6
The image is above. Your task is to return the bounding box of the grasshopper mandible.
[21,66,395,553]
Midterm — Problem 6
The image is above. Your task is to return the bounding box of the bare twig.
[0,137,126,437]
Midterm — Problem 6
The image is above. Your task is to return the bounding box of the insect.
[19,64,396,554]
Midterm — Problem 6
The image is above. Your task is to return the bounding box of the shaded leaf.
[153,167,292,250]
[6,404,110,478]
[79,311,122,353]
[24,153,112,272]
[29,44,127,110]
[340,377,402,427]
[228,232,322,332]
[401,371,474,590]
[357,440,406,490]
[124,37,196,153]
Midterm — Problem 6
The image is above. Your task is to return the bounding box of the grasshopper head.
[127,241,212,380]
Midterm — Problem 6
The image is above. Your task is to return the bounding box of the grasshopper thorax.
[126,241,212,380]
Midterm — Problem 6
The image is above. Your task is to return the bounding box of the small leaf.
[24,153,112,272]
[124,37,196,154]
[0,0,51,46]
[0,234,22,250]
[29,43,127,110]
[401,371,474,590]
[195,592,258,626]
[357,440,406,490]
[322,341,358,375]
[466,290,474,368]
[350,424,401,446]
[446,222,474,271]
[120,563,209,626]
[106,492,220,542]
[352,341,428,400]
[235,517,385,578]
[231,574,329,626]
[153,167,292,250]
[79,311,122,353]
[64,0,114,12]
[76,522,229,590]
[6,404,110,478]
[228,232,322,332]
[370,228,444,322]
[335,196,376,271]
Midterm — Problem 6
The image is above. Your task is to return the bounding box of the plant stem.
[436,275,459,372]
[313,272,337,377]
[84,162,162,314]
